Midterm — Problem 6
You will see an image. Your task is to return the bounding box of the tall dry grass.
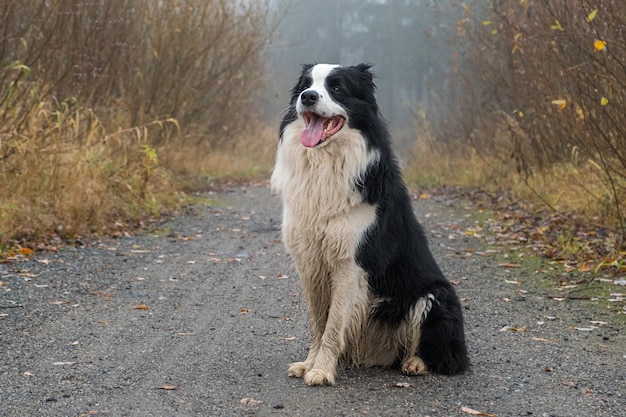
[0,0,274,248]
[413,0,626,244]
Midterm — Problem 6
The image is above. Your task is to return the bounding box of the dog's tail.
[418,284,470,374]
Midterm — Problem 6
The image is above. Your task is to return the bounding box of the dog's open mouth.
[301,112,345,148]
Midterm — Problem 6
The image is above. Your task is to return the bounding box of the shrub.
[0,0,272,247]
[418,0,626,243]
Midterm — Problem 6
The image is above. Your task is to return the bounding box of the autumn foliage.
[417,0,626,244]
[0,0,272,247]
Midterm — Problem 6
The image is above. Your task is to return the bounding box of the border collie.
[270,63,469,386]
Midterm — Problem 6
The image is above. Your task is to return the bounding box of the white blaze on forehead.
[310,64,339,90]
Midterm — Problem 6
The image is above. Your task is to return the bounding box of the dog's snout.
[300,90,319,107]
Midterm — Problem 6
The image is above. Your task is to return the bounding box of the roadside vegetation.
[2,0,624,278]
[0,0,274,250]
[408,0,626,273]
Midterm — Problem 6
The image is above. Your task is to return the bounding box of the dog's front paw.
[402,356,428,376]
[304,368,336,386]
[287,361,309,378]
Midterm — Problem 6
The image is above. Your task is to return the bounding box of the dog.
[270,63,469,386]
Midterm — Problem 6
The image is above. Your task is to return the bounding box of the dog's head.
[286,63,378,148]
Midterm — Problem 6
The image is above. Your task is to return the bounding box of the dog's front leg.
[287,263,330,379]
[287,300,326,378]
[304,263,368,386]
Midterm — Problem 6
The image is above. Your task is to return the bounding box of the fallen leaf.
[570,326,597,331]
[562,380,576,387]
[131,304,149,310]
[152,384,180,390]
[499,263,521,269]
[499,325,528,332]
[240,398,263,406]
[461,405,496,416]
[392,382,412,388]
[532,337,557,343]
[18,247,34,256]
[279,336,296,341]
[240,308,250,314]
[544,366,553,372]
[23,371,35,377]
[87,291,112,301]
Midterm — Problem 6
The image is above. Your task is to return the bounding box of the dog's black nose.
[300,90,319,106]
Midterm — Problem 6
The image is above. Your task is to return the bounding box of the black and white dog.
[270,63,469,386]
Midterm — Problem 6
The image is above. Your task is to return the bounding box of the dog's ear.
[354,63,376,92]
[355,63,375,82]
[302,63,316,73]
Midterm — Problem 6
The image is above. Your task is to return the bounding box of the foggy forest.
[0,0,625,263]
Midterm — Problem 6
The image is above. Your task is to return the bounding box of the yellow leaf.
[600,97,609,106]
[418,193,429,199]
[551,99,567,110]
[550,20,564,31]
[482,20,491,26]
[131,304,149,310]
[594,39,607,51]
[586,9,598,22]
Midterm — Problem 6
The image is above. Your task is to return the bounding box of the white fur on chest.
[271,121,379,264]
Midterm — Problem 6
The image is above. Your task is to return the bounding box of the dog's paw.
[287,362,309,378]
[402,356,428,376]
[304,368,336,386]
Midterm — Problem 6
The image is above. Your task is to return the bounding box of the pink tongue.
[301,114,327,147]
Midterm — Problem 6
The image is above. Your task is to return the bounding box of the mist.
[264,0,452,148]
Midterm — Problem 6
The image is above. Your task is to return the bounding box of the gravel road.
[1,185,624,417]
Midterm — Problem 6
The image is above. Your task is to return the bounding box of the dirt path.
[1,185,624,417]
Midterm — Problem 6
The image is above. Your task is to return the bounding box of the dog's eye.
[332,85,342,94]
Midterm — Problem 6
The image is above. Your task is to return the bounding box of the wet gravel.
[1,185,624,416]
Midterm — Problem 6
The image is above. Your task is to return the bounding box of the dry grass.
[407,129,626,231]
[160,126,276,182]
[0,0,274,250]
[0,87,177,247]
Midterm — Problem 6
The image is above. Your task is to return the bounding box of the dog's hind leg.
[303,262,369,386]
[399,296,431,376]
[417,286,470,375]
